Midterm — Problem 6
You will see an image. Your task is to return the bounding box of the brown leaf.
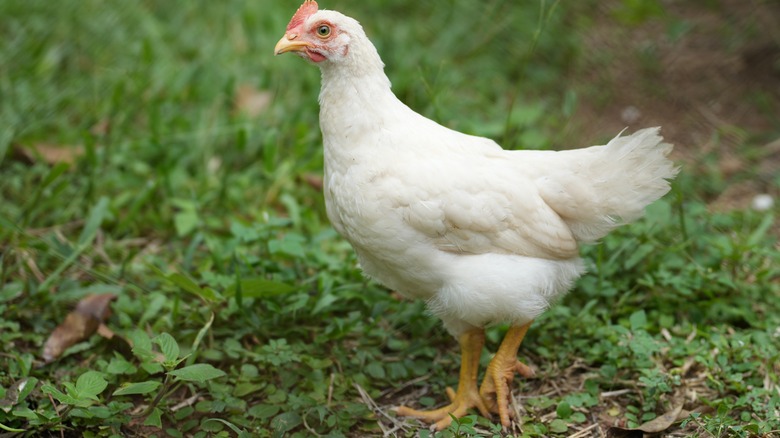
[0,378,35,412]
[105,329,134,359]
[42,293,117,363]
[97,323,115,339]
[301,173,324,191]
[18,143,85,166]
[606,400,685,438]
[90,118,111,136]
[75,293,116,320]
[234,84,272,117]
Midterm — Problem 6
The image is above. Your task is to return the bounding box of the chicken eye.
[316,24,331,38]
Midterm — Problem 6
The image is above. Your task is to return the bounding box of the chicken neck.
[316,41,412,157]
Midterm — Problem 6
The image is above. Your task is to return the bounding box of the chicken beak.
[274,35,312,55]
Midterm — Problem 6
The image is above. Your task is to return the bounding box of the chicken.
[274,0,678,430]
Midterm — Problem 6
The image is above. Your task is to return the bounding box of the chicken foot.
[479,321,534,427]
[396,328,490,430]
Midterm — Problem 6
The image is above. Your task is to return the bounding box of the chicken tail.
[541,127,679,243]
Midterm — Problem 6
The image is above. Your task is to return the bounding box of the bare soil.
[568,0,780,212]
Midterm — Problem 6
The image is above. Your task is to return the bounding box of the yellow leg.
[396,328,490,430]
[479,321,534,427]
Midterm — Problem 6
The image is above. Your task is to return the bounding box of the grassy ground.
[1,0,779,436]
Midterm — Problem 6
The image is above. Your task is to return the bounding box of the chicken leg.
[396,328,490,430]
[479,321,534,427]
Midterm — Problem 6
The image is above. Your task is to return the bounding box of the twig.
[93,229,116,269]
[377,374,432,399]
[24,220,85,237]
[600,388,632,398]
[548,378,563,396]
[511,391,523,428]
[170,392,200,412]
[327,373,335,407]
[20,249,46,283]
[685,325,697,344]
[568,422,598,438]
[45,392,66,438]
[302,414,324,437]
[354,383,389,436]
[594,411,606,438]
[353,383,409,437]
[139,373,173,417]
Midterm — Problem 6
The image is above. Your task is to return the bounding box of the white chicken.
[275,0,677,430]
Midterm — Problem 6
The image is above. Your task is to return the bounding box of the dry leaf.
[105,330,134,359]
[18,143,85,166]
[606,400,685,438]
[301,173,324,191]
[42,293,117,363]
[97,323,115,339]
[90,118,111,136]
[74,293,116,320]
[0,378,34,412]
[234,84,272,117]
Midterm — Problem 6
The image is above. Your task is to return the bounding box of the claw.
[397,385,490,430]
[478,322,534,427]
[397,323,535,430]
[397,328,487,430]
[445,386,457,402]
[515,359,535,379]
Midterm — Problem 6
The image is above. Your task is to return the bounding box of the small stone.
[621,106,641,124]
[752,194,774,211]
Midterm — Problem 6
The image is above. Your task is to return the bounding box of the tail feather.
[540,127,679,243]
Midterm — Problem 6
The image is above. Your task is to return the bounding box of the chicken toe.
[396,328,489,430]
[396,385,490,430]
[479,322,534,427]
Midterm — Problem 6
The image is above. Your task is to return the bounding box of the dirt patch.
[368,355,718,437]
[567,0,780,211]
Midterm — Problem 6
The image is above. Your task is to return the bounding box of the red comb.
[286,0,319,32]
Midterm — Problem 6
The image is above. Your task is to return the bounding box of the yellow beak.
[274,35,312,55]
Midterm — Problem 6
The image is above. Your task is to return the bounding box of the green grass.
[1,0,779,436]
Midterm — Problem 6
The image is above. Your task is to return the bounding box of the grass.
[1,0,779,436]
